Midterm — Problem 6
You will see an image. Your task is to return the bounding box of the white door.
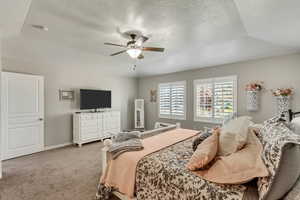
[1,72,44,160]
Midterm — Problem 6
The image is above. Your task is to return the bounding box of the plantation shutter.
[194,79,213,120]
[194,76,237,123]
[171,81,186,119]
[214,78,235,119]
[159,83,171,118]
[159,81,186,120]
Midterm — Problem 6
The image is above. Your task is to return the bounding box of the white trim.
[44,142,72,151]
[193,75,237,123]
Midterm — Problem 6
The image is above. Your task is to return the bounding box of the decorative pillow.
[263,115,281,125]
[261,114,296,132]
[222,112,238,125]
[187,130,219,171]
[249,123,264,132]
[194,129,269,184]
[218,116,252,156]
[257,117,300,200]
[192,131,212,151]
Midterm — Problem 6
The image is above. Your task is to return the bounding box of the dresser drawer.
[82,131,99,140]
[80,113,98,120]
[81,126,98,133]
[80,119,98,126]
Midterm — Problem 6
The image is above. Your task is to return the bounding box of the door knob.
[38,118,44,121]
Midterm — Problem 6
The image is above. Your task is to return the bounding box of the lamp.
[126,48,142,59]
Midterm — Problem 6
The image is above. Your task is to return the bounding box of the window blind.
[159,81,186,120]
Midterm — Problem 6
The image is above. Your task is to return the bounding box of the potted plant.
[245,81,264,111]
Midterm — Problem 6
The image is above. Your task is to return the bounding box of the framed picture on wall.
[59,90,75,100]
[150,89,157,103]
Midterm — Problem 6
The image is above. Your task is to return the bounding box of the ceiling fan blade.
[142,47,165,52]
[104,42,127,48]
[138,54,144,59]
[110,50,127,56]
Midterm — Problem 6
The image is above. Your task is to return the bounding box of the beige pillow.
[187,130,219,171]
[218,116,251,156]
[194,129,269,184]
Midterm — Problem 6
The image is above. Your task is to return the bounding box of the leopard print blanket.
[136,138,246,200]
[257,117,300,200]
[135,137,246,200]
[97,137,247,200]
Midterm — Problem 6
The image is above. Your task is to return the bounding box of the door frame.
[1,72,44,160]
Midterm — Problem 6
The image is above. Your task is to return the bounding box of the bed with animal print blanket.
[97,135,249,200]
[97,116,300,200]
[135,136,247,200]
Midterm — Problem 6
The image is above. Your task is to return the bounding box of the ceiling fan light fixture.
[126,48,142,58]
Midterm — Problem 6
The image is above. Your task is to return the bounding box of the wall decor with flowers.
[245,81,264,111]
[150,89,157,103]
[271,88,293,118]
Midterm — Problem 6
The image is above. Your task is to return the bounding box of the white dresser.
[73,111,121,147]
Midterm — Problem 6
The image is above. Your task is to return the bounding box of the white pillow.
[291,117,300,134]
[218,116,252,156]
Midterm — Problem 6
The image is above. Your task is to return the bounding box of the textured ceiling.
[2,0,300,77]
[0,0,32,37]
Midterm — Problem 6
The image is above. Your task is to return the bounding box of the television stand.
[73,111,121,147]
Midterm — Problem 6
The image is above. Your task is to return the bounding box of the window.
[194,76,237,123]
[158,81,186,120]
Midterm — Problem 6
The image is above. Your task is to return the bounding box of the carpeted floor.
[0,142,118,200]
[2,141,300,200]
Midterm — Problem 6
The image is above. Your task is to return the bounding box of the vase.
[246,90,259,111]
[276,96,291,117]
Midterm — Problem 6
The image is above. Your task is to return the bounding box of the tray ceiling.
[2,0,300,77]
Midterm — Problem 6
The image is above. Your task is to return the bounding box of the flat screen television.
[80,89,111,110]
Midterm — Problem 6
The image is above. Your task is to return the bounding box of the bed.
[98,113,300,200]
[288,109,300,122]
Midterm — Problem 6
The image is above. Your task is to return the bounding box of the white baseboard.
[44,142,72,151]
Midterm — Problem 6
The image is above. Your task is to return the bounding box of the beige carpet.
[0,142,118,200]
[2,142,300,200]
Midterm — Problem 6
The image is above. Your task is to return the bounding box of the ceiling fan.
[104,30,165,59]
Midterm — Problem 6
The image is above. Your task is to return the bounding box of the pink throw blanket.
[101,128,198,198]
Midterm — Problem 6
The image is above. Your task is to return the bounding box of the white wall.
[2,58,138,147]
[0,37,2,178]
[138,53,300,130]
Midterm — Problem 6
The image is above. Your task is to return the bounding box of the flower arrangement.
[245,81,264,91]
[271,88,293,96]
